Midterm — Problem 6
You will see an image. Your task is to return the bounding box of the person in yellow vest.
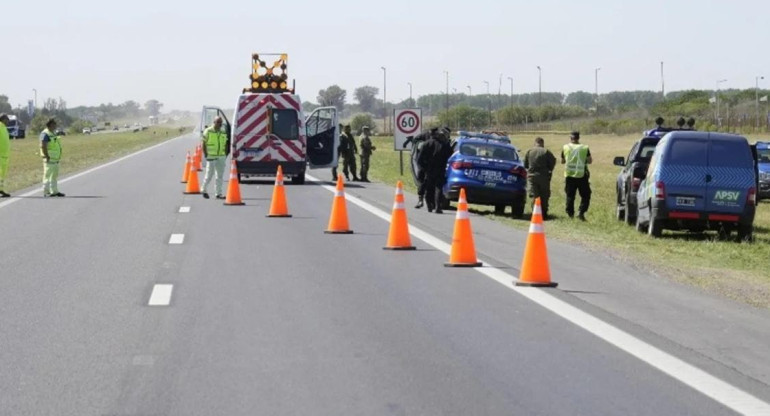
[0,113,11,197]
[201,116,229,199]
[561,131,592,220]
[40,119,65,197]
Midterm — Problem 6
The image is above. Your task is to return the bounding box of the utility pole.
[507,77,513,109]
[536,66,542,106]
[660,61,665,99]
[443,70,449,112]
[594,67,601,107]
[381,66,387,134]
[484,81,491,127]
[407,82,413,106]
[716,79,727,127]
[32,88,37,109]
[756,76,764,129]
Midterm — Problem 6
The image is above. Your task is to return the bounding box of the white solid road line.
[148,284,173,306]
[0,133,190,211]
[307,174,770,416]
[179,206,191,213]
[168,234,185,245]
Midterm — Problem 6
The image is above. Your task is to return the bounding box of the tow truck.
[199,53,339,184]
[6,115,25,139]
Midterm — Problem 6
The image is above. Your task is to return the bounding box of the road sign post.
[393,108,422,176]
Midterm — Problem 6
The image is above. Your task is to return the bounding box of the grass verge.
[367,134,770,308]
[3,126,191,193]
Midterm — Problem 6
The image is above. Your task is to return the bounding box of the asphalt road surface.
[2,133,770,415]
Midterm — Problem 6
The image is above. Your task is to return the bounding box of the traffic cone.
[325,176,353,234]
[193,145,202,171]
[224,160,245,206]
[183,158,201,194]
[180,151,191,183]
[445,188,482,267]
[267,165,291,217]
[515,197,557,287]
[384,181,416,250]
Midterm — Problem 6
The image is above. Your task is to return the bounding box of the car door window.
[626,143,639,167]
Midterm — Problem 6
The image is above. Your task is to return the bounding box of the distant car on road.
[441,131,528,217]
[756,141,770,201]
[112,126,119,131]
[82,128,91,134]
[635,131,757,241]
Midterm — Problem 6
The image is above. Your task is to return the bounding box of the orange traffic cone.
[384,181,416,250]
[445,188,482,267]
[193,145,202,171]
[267,165,291,217]
[325,176,353,234]
[224,160,245,206]
[183,158,201,194]
[515,197,557,287]
[181,151,191,183]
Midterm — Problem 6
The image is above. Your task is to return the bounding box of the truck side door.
[305,107,339,169]
[199,106,232,152]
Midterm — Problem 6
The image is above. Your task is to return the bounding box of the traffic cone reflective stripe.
[183,159,201,194]
[384,181,416,250]
[224,160,245,206]
[445,188,482,267]
[515,197,557,287]
[267,165,291,217]
[325,176,353,234]
[181,151,191,183]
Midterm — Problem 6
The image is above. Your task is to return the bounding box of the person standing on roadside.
[524,137,556,219]
[200,116,229,199]
[358,126,376,182]
[411,127,438,209]
[342,125,359,181]
[0,113,11,197]
[561,131,592,220]
[40,119,65,197]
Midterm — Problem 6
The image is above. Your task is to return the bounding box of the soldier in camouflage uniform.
[342,125,359,181]
[523,137,557,219]
[358,126,376,182]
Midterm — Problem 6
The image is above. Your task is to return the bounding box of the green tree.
[0,95,12,114]
[317,85,346,110]
[350,113,376,135]
[145,99,163,117]
[354,86,379,113]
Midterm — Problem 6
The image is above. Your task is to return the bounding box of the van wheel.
[647,207,662,237]
[737,224,754,243]
[291,173,305,185]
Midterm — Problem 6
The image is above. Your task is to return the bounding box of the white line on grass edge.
[0,133,190,210]
[307,174,770,416]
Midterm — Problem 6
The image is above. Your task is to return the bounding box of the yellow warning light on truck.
[244,53,294,94]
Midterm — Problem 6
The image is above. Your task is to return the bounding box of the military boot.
[415,196,424,209]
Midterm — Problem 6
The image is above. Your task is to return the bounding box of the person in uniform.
[201,116,229,199]
[40,119,65,197]
[418,128,452,213]
[412,127,438,209]
[332,123,344,181]
[0,113,11,197]
[341,125,359,181]
[358,126,376,182]
[561,131,592,220]
[524,137,556,219]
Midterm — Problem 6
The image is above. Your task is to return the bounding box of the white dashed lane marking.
[148,284,173,306]
[179,206,191,213]
[168,234,185,244]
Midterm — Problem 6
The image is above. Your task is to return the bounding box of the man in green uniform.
[0,113,11,197]
[332,123,344,181]
[561,131,592,220]
[524,137,556,219]
[40,119,65,197]
[341,125,359,181]
[201,116,229,199]
[358,126,376,182]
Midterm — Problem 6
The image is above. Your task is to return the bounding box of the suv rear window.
[270,109,299,140]
[460,143,518,161]
[666,139,707,166]
[756,148,770,163]
[709,140,753,168]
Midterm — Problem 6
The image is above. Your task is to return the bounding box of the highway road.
[2,132,770,415]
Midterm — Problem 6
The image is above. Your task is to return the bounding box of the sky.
[3,0,770,112]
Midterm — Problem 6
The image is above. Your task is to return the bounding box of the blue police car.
[756,141,770,200]
[442,131,528,217]
[635,131,757,241]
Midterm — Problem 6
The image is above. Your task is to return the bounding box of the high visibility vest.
[203,127,228,157]
[563,143,589,178]
[41,128,62,162]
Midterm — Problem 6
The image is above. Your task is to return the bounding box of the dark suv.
[613,118,696,225]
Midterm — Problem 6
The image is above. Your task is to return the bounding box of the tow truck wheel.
[291,173,305,185]
[237,173,243,184]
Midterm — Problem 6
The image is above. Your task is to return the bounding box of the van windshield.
[271,109,299,140]
[758,148,770,163]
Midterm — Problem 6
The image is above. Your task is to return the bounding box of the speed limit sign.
[393,108,422,150]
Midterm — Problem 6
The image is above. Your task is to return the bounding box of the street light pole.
[756,76,764,129]
[536,66,542,106]
[484,81,491,127]
[716,79,727,126]
[594,67,601,106]
[660,61,665,99]
[407,82,413,102]
[443,70,449,112]
[381,66,387,134]
[507,77,513,109]
[32,88,37,109]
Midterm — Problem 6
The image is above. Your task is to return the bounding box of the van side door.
[199,106,232,152]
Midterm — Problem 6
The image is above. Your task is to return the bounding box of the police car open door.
[305,106,339,169]
[199,106,232,149]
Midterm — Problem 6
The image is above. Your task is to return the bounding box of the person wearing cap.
[561,131,592,220]
[524,137,557,219]
[200,116,229,199]
[341,125,359,181]
[332,123,344,181]
[40,119,65,197]
[358,126,376,182]
[0,113,11,197]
